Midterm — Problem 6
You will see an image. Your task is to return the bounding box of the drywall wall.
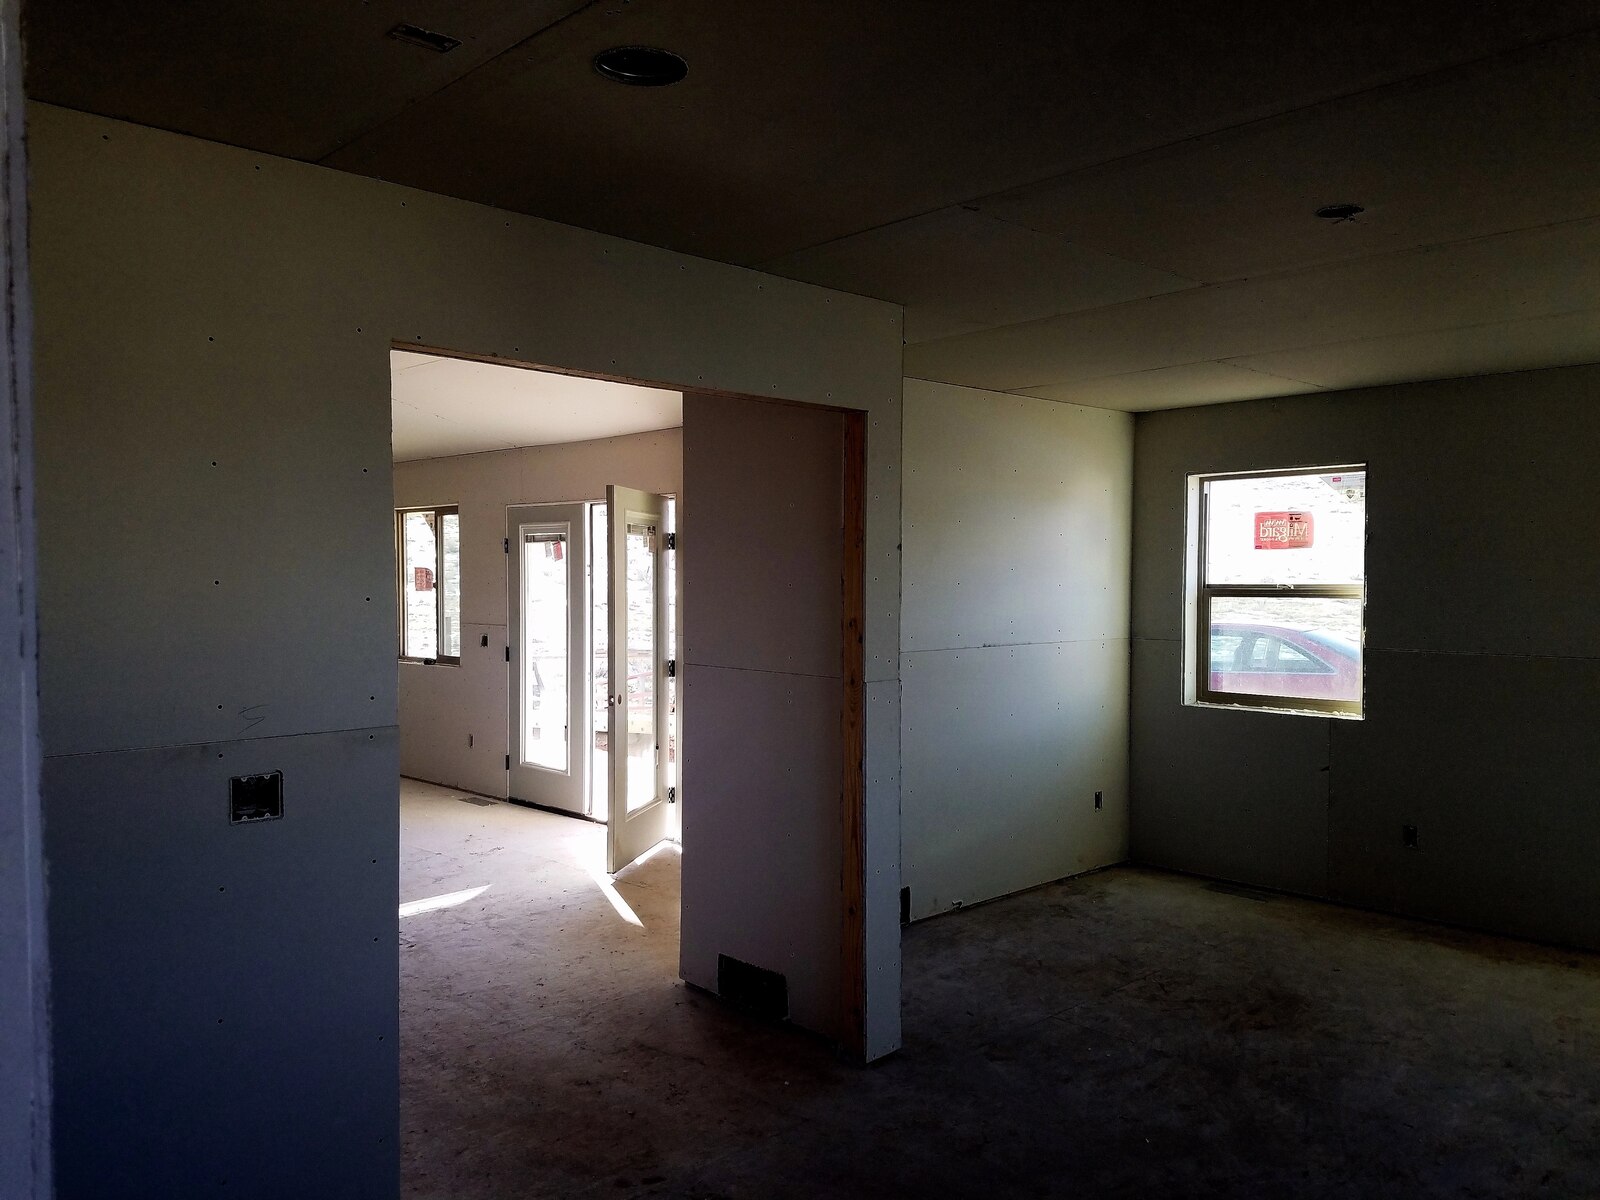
[0,3,49,1190]
[900,380,1131,918]
[28,101,902,1198]
[1131,364,1600,947]
[393,428,682,802]
[680,393,847,1041]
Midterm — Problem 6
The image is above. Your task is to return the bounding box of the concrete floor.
[400,777,1600,1199]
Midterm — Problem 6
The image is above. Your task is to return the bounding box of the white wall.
[393,428,682,800]
[900,380,1132,919]
[29,101,902,1198]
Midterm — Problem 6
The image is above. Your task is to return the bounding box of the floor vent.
[717,954,788,1021]
[455,795,495,807]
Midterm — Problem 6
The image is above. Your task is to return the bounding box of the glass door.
[605,485,673,872]
[507,503,589,814]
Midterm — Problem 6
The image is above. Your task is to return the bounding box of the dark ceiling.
[25,0,1600,408]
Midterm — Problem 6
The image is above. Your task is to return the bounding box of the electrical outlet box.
[230,772,283,823]
[1402,824,1419,850]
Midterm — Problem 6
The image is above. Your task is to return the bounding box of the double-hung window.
[1189,467,1366,717]
[398,506,461,664]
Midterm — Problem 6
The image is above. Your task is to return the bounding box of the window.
[1189,467,1366,716]
[398,506,461,663]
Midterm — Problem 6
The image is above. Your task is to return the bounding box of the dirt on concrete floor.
[400,781,1600,1199]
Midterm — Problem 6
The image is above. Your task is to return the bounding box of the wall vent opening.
[717,954,788,1021]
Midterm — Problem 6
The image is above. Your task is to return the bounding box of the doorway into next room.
[389,349,687,1181]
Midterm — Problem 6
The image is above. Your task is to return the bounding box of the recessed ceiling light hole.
[1315,203,1365,222]
[594,46,688,86]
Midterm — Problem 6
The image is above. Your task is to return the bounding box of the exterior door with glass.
[507,503,588,815]
[606,485,673,873]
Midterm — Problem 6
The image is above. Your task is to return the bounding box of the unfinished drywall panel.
[1131,363,1600,950]
[397,625,508,797]
[681,401,843,678]
[393,429,682,797]
[1129,638,1331,896]
[680,393,851,1042]
[29,101,901,1195]
[902,380,1131,650]
[899,380,1132,917]
[31,303,396,756]
[679,665,844,1035]
[1328,650,1600,950]
[44,728,398,1199]
[862,389,903,688]
[902,640,1129,919]
[0,0,48,1187]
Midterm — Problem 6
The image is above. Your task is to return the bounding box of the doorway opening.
[389,346,685,923]
[389,346,871,1189]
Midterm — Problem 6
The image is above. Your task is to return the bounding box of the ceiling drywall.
[26,1,1600,410]
[390,352,681,461]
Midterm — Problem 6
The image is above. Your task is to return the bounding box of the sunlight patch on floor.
[580,858,645,928]
[399,884,490,918]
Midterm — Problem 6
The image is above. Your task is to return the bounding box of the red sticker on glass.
[1254,511,1314,549]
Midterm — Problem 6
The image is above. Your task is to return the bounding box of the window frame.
[1187,465,1366,718]
[396,504,461,666]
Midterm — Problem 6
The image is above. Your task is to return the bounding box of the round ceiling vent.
[593,46,688,86]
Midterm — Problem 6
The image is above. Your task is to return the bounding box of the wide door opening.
[390,347,686,966]
[390,349,870,1191]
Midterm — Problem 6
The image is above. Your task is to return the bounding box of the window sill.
[1187,699,1363,720]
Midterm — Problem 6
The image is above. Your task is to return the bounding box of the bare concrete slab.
[400,778,1600,1199]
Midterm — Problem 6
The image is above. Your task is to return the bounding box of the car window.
[1209,633,1244,672]
[1245,635,1333,675]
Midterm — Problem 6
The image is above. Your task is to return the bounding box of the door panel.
[606,485,672,873]
[508,503,588,814]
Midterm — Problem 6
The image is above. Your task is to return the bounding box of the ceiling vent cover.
[593,45,688,86]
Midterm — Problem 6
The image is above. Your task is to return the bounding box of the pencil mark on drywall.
[238,704,268,735]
